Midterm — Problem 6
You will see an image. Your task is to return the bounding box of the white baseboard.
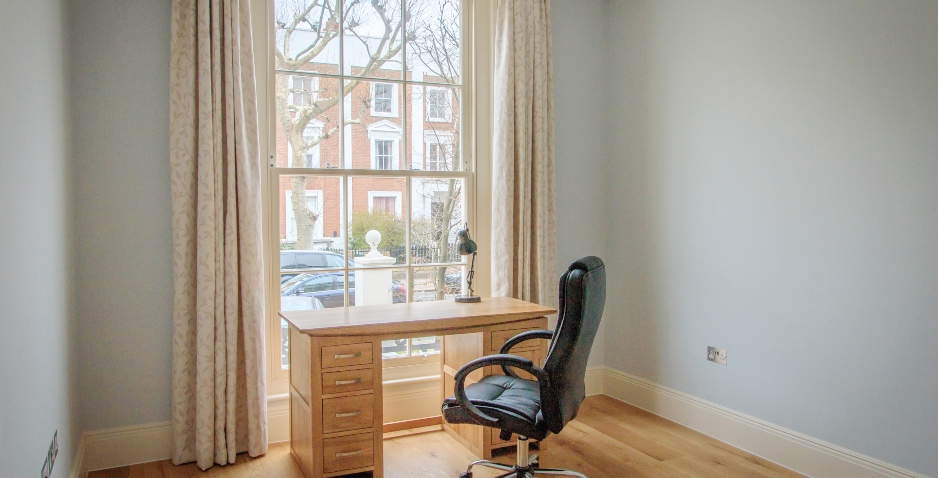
[74,408,289,477]
[69,433,86,478]
[597,367,930,478]
[584,366,604,396]
[72,384,443,474]
[268,396,291,444]
[80,421,173,475]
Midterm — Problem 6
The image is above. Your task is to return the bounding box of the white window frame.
[425,86,452,122]
[367,120,402,170]
[367,191,403,217]
[370,81,398,117]
[258,0,495,396]
[289,75,319,108]
[424,131,454,171]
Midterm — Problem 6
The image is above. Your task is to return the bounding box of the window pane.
[274,0,341,75]
[411,177,463,263]
[281,271,347,308]
[349,176,406,265]
[280,174,345,257]
[413,266,463,301]
[406,0,461,85]
[409,86,460,171]
[275,73,340,169]
[382,338,409,359]
[344,0,404,79]
[412,336,441,355]
[279,269,332,370]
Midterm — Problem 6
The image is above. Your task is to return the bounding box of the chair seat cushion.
[442,374,549,441]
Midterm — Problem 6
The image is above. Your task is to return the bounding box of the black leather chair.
[442,257,606,478]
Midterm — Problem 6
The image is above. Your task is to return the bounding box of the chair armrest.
[499,329,553,377]
[452,354,550,427]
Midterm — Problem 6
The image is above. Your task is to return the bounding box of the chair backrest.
[540,256,606,433]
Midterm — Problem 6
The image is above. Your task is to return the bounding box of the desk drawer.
[322,342,373,369]
[322,393,374,433]
[322,368,373,395]
[322,431,374,474]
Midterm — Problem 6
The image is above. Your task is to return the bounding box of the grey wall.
[71,0,174,431]
[605,0,938,475]
[64,0,603,434]
[551,0,609,365]
[0,0,77,476]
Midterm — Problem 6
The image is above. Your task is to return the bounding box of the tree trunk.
[291,175,317,250]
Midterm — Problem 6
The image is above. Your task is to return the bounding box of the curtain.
[492,0,557,307]
[169,0,267,469]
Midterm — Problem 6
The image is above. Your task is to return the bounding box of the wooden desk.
[282,297,556,478]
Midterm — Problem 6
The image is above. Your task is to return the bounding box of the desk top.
[281,296,556,337]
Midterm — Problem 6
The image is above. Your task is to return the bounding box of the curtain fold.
[492,0,557,308]
[169,0,267,469]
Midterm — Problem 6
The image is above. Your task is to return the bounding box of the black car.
[281,272,406,308]
[279,250,354,283]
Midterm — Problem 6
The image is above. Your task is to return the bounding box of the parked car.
[281,271,406,308]
[280,295,324,312]
[279,250,354,283]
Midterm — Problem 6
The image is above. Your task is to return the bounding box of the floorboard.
[89,396,804,478]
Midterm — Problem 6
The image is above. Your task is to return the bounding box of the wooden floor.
[90,395,804,478]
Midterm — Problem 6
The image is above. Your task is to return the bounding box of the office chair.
[442,256,606,478]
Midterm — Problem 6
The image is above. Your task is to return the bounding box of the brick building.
[275,36,461,254]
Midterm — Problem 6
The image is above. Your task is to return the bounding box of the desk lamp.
[454,225,480,302]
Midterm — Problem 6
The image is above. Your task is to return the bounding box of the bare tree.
[275,0,404,249]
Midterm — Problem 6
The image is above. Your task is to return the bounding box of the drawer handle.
[335,449,363,458]
[335,378,363,386]
[334,352,362,359]
[335,410,362,418]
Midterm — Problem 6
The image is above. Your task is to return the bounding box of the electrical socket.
[707,346,727,365]
[41,430,58,478]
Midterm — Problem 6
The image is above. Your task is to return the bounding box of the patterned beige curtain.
[169,0,267,469]
[492,0,557,307]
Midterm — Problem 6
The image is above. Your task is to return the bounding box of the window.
[367,191,403,217]
[373,196,396,214]
[382,336,441,359]
[367,121,402,170]
[290,75,318,108]
[426,87,451,122]
[426,141,452,171]
[297,274,333,294]
[374,140,393,170]
[371,82,396,117]
[267,0,490,385]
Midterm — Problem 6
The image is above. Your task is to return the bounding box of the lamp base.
[454,295,481,303]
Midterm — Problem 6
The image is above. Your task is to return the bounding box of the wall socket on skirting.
[707,346,727,365]
[41,430,58,478]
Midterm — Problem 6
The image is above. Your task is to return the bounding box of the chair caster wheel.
[459,473,472,478]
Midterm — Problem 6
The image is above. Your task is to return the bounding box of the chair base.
[458,437,586,478]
